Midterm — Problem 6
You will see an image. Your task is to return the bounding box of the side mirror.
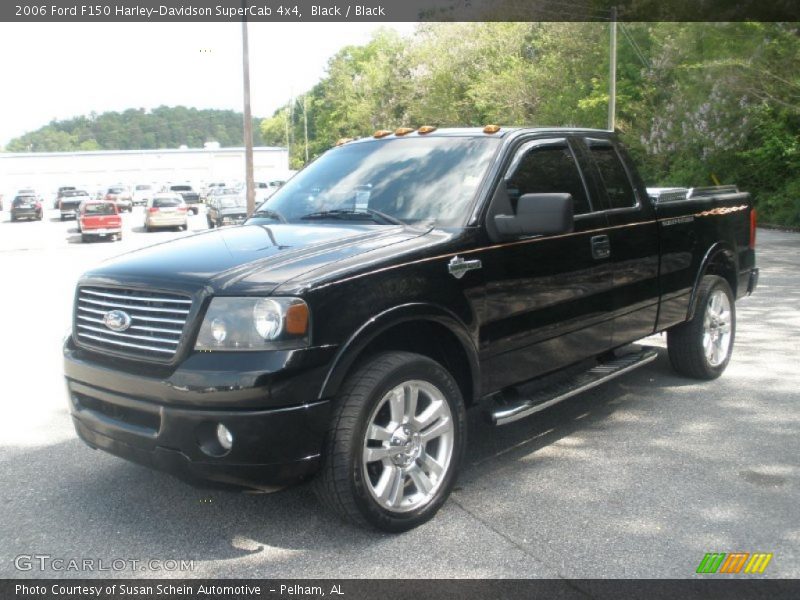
[494,193,574,238]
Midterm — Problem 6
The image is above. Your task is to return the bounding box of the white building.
[0,145,290,199]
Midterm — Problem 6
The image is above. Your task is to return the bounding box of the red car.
[78,201,122,243]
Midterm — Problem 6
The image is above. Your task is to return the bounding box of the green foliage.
[266,22,798,226]
[6,106,266,152]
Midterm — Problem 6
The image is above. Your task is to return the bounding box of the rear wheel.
[314,351,466,532]
[668,275,735,380]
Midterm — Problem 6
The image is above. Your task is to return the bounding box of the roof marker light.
[483,124,501,134]
[373,130,392,138]
[394,127,414,136]
[417,126,437,134]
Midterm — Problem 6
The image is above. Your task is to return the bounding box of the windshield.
[255,137,499,226]
[108,187,125,193]
[135,185,151,191]
[170,185,191,192]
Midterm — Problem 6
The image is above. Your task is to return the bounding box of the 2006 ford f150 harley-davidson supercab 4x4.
[64,127,758,531]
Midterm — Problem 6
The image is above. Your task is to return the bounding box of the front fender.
[317,303,480,402]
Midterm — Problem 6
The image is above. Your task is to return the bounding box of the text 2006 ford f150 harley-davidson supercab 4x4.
[64,127,758,531]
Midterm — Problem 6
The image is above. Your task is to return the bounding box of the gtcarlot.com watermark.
[14,554,194,573]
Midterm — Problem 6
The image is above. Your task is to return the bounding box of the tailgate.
[83,215,121,229]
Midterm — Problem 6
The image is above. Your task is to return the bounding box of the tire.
[314,351,467,532]
[81,234,90,243]
[668,275,735,380]
[207,218,215,229]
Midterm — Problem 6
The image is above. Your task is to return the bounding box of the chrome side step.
[487,347,659,426]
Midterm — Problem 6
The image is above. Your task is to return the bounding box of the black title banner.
[4,579,800,600]
[3,0,800,22]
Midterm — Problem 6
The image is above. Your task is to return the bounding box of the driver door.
[478,137,614,393]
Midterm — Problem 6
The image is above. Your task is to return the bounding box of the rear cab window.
[584,139,638,210]
[84,203,116,215]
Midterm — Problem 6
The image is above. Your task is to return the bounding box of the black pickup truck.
[64,127,758,531]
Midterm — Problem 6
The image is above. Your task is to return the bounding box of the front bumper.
[64,339,335,490]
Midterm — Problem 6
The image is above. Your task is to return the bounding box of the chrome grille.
[74,286,192,361]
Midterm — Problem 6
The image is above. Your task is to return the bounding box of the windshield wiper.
[251,208,287,223]
[300,208,405,226]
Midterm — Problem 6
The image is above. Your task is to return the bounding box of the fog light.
[216,423,233,451]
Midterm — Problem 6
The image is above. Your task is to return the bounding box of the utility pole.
[241,5,256,216]
[303,95,309,164]
[608,6,617,131]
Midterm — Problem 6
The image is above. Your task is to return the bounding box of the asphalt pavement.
[0,209,797,579]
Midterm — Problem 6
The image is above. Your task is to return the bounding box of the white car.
[132,184,154,206]
[144,194,188,232]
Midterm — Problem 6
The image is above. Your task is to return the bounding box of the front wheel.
[668,275,735,380]
[314,351,466,532]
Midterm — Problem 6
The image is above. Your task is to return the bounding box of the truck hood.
[82,223,432,294]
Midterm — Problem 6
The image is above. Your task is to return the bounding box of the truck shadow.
[4,337,796,579]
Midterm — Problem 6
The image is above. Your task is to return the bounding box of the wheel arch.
[318,303,480,406]
[688,242,738,321]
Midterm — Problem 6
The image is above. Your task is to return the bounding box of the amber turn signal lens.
[394,127,414,136]
[483,124,501,134]
[285,303,309,335]
[335,137,353,146]
[417,125,437,134]
[373,130,392,138]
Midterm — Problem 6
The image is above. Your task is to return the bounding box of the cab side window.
[588,144,637,209]
[506,145,591,215]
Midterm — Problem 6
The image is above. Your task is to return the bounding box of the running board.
[487,347,659,426]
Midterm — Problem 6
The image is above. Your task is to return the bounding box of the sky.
[0,22,417,147]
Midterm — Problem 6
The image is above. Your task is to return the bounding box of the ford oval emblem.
[103,309,132,332]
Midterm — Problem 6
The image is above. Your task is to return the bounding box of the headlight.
[195,297,309,351]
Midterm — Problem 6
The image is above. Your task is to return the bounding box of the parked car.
[254,180,285,203]
[10,194,43,221]
[78,201,122,242]
[105,186,133,212]
[59,189,91,220]
[206,193,247,228]
[132,184,154,207]
[64,127,758,532]
[202,182,226,200]
[144,194,188,232]
[168,184,201,214]
[54,186,77,209]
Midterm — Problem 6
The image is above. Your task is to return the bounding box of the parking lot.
[0,210,797,579]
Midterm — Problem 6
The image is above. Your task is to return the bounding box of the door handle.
[591,235,611,259]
